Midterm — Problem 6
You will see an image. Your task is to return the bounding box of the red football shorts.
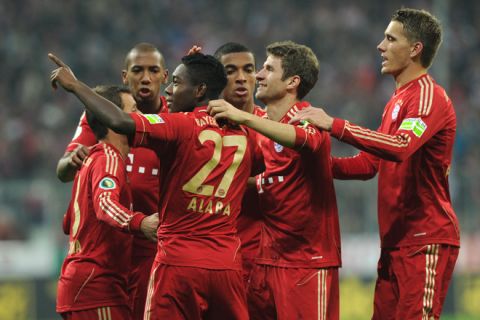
[247,264,339,320]
[128,253,155,320]
[143,262,248,320]
[372,244,459,320]
[60,306,131,320]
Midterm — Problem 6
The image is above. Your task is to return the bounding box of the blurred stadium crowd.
[1,0,478,241]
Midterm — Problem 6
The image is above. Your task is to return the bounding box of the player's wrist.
[242,112,256,126]
[129,212,147,234]
[326,116,334,131]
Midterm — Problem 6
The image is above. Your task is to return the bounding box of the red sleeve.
[129,113,194,153]
[90,154,147,234]
[65,112,97,153]
[293,121,326,152]
[62,211,71,235]
[330,87,451,162]
[331,152,379,180]
[246,127,265,176]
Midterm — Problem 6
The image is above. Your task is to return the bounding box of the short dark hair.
[392,8,442,68]
[124,42,165,69]
[181,53,227,100]
[214,42,255,64]
[86,85,131,140]
[266,41,319,99]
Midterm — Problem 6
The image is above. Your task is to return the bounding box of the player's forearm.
[96,195,147,234]
[56,154,77,182]
[331,119,411,162]
[70,81,135,135]
[243,114,296,148]
[331,154,378,180]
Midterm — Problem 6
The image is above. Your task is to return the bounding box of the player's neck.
[242,101,254,114]
[266,94,298,122]
[394,64,427,89]
[102,134,130,159]
[138,100,161,114]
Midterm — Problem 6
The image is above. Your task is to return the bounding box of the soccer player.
[291,8,460,319]
[56,85,159,320]
[49,52,264,320]
[56,42,168,319]
[214,42,266,286]
[209,41,341,320]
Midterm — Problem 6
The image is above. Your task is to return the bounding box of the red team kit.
[59,97,168,319]
[128,107,263,319]
[58,78,459,319]
[331,74,459,318]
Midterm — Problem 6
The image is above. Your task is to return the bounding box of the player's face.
[165,64,197,113]
[255,55,288,104]
[122,51,168,109]
[219,52,256,110]
[120,93,139,114]
[377,20,415,76]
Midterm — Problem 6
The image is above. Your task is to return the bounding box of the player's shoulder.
[88,143,121,163]
[403,75,451,115]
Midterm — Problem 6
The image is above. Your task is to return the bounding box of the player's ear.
[196,83,207,99]
[121,70,128,85]
[286,75,301,91]
[162,69,169,84]
[410,41,423,59]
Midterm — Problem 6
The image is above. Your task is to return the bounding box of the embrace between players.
[50,7,460,320]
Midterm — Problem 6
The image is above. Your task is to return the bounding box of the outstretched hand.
[48,53,78,92]
[289,106,334,131]
[207,99,251,125]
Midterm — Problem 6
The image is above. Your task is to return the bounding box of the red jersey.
[57,142,146,312]
[65,96,168,255]
[236,106,266,260]
[255,101,341,268]
[331,74,460,248]
[130,107,262,270]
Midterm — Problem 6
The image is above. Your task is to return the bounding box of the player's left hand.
[186,45,202,55]
[208,99,251,125]
[48,53,78,92]
[289,106,334,131]
[140,213,159,242]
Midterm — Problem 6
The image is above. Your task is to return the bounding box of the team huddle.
[50,8,460,320]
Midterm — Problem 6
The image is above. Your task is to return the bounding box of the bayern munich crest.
[391,100,402,121]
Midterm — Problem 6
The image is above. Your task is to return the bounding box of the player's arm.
[91,162,158,241]
[208,99,318,150]
[57,113,97,182]
[291,104,448,162]
[48,53,135,136]
[62,211,71,235]
[331,151,379,180]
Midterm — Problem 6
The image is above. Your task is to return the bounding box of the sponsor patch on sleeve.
[142,114,165,124]
[399,118,427,137]
[298,120,310,128]
[99,177,116,190]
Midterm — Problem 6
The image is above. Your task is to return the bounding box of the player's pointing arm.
[48,53,135,136]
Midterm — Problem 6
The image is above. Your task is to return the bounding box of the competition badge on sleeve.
[99,177,117,190]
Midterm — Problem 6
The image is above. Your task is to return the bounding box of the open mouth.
[139,88,152,98]
[235,87,248,97]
